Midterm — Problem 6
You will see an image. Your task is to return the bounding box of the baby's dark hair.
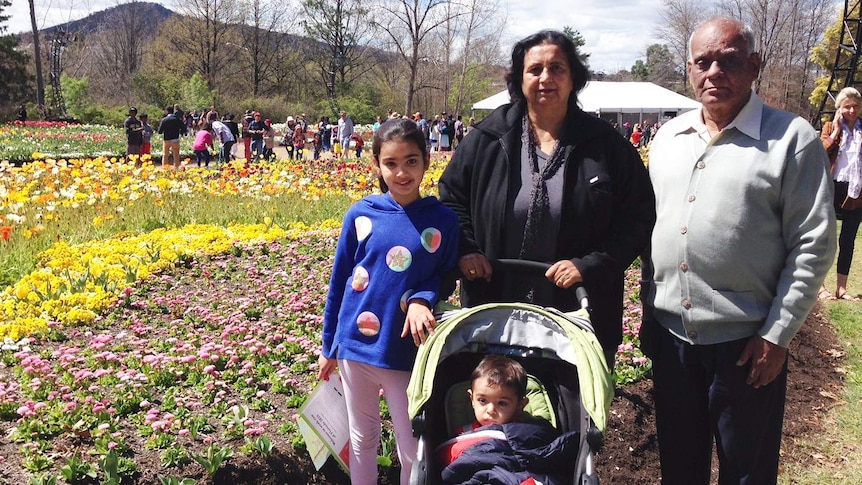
[371,118,429,193]
[471,355,528,399]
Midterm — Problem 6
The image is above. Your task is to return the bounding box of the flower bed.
[1,123,200,164]
[0,233,339,483]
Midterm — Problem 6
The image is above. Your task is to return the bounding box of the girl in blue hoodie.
[318,118,459,484]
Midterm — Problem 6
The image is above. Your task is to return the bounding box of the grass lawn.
[780,222,862,484]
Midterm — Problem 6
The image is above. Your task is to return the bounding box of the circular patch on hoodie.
[351,266,369,291]
[356,311,380,337]
[355,216,372,241]
[386,246,412,272]
[420,228,443,253]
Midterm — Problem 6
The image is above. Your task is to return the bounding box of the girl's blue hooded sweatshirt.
[322,193,459,371]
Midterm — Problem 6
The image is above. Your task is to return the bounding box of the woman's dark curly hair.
[505,30,589,108]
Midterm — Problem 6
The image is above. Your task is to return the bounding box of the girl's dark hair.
[505,30,589,108]
[371,118,429,193]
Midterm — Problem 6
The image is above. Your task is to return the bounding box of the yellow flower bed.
[0,220,340,340]
[0,155,448,240]
[0,149,450,340]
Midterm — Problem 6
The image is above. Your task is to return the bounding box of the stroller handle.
[490,259,590,310]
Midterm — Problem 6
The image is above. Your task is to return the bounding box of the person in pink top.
[193,122,215,167]
[292,124,305,160]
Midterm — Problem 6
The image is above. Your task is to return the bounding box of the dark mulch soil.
[594,301,846,484]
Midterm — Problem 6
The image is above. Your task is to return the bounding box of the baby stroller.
[407,260,614,485]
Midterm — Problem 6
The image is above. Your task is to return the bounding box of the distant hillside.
[15,2,389,64]
[16,2,175,43]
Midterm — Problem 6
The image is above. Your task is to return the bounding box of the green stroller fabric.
[407,302,613,431]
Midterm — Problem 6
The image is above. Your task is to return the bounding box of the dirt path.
[595,302,845,483]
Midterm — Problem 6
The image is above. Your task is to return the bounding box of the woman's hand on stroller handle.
[488,259,590,309]
[458,253,493,281]
[546,259,583,289]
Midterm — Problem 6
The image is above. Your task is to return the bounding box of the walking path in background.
[236,143,362,163]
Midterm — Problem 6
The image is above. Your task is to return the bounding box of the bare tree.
[718,0,834,113]
[654,0,708,96]
[300,0,375,104]
[172,0,241,93]
[372,0,461,115]
[777,0,833,117]
[450,0,506,115]
[236,0,292,98]
[83,1,150,105]
[720,0,792,93]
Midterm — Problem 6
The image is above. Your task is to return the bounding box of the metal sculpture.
[816,0,862,129]
[49,29,73,120]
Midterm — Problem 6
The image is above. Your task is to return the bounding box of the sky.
[6,0,664,73]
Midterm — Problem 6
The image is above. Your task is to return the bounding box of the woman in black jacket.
[438,30,655,364]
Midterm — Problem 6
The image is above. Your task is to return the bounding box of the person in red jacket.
[351,132,365,158]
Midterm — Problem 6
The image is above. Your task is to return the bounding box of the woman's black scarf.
[518,114,566,260]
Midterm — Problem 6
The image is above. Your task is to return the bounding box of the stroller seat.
[443,374,557,438]
[407,301,613,485]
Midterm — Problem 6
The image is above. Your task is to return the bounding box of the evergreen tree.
[0,0,31,111]
[631,44,680,90]
[562,26,591,68]
[631,59,649,81]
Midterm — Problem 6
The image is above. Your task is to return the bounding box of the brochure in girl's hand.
[298,373,351,473]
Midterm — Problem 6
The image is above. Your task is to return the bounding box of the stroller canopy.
[407,302,614,431]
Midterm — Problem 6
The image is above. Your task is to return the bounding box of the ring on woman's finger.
[469,269,476,275]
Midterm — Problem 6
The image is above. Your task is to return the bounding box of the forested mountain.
[10,0,508,124]
[18,2,174,41]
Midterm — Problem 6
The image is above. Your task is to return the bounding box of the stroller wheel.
[409,434,430,485]
[410,458,427,485]
[581,474,599,485]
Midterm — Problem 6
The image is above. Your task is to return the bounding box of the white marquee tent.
[472,81,700,125]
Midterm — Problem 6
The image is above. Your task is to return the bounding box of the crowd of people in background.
[616,120,661,148]
[121,100,664,168]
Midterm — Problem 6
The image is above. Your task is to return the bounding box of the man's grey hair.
[687,17,758,61]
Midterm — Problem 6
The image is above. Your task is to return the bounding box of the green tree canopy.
[562,26,590,68]
[0,0,31,114]
[182,73,217,112]
[631,44,681,91]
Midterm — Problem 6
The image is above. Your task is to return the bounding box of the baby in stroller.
[438,355,580,485]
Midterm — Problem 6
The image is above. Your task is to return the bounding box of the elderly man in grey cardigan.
[641,16,835,485]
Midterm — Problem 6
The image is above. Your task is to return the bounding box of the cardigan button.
[696,161,706,169]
